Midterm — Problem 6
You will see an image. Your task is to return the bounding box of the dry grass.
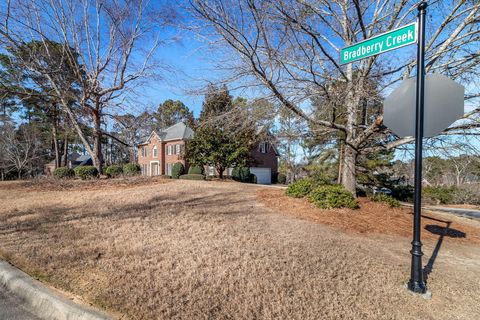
[0,179,479,319]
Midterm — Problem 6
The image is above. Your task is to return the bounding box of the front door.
[151,162,159,176]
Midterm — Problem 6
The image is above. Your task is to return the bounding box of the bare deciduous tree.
[0,0,173,173]
[0,123,43,179]
[188,0,480,194]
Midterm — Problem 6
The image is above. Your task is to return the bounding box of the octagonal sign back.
[383,74,464,138]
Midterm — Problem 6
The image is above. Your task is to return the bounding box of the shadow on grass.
[422,215,466,283]
[0,190,248,236]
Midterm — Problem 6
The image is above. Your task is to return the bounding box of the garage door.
[249,167,271,185]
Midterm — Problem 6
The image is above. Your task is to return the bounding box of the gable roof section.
[138,122,194,145]
[255,125,280,156]
[162,122,194,141]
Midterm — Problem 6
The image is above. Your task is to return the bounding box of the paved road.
[425,206,480,220]
[0,287,42,320]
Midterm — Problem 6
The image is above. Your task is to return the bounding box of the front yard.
[0,178,479,319]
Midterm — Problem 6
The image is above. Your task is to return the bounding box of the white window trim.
[153,145,158,158]
[175,144,181,155]
[259,142,267,153]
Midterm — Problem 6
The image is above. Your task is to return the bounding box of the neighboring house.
[137,122,279,184]
[44,152,93,175]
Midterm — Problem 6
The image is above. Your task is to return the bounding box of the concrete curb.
[0,261,112,320]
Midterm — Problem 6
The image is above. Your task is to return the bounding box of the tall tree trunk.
[92,107,104,174]
[342,144,357,195]
[63,134,68,167]
[52,126,60,169]
[217,166,224,179]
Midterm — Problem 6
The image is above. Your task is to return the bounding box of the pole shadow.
[422,217,466,283]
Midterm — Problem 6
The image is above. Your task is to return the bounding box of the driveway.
[0,287,41,320]
[425,206,480,220]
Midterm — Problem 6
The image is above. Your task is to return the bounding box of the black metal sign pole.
[408,1,428,294]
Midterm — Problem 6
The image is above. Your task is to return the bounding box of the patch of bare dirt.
[256,188,480,245]
[0,180,479,320]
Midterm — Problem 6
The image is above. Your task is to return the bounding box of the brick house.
[137,122,194,176]
[137,122,279,184]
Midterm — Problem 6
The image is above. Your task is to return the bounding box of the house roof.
[45,153,92,167]
[162,122,194,141]
[46,152,82,165]
[139,122,194,145]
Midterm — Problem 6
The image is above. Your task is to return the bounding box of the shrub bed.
[74,166,99,180]
[53,167,75,179]
[188,165,204,175]
[285,178,317,198]
[423,186,456,204]
[105,165,123,178]
[179,174,205,180]
[123,163,141,176]
[277,173,286,184]
[371,193,401,208]
[232,167,251,183]
[307,185,358,209]
[172,163,185,179]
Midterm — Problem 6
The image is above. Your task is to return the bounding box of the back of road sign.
[383,74,465,138]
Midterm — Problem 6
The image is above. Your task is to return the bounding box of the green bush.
[277,173,287,184]
[371,193,401,208]
[285,178,317,198]
[105,165,123,178]
[74,166,99,180]
[423,186,456,204]
[392,185,414,202]
[310,171,334,185]
[53,167,75,179]
[232,167,251,182]
[250,173,257,184]
[179,174,205,180]
[307,185,359,209]
[171,162,185,179]
[188,165,204,175]
[123,163,141,176]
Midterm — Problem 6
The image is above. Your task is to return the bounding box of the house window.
[141,147,147,157]
[166,145,173,156]
[259,142,267,153]
[153,145,158,158]
[175,144,181,155]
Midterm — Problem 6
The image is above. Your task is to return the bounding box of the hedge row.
[179,174,205,180]
[53,163,141,180]
[105,165,123,178]
[53,167,75,179]
[74,166,98,180]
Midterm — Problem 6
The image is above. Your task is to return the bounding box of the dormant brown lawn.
[0,178,479,319]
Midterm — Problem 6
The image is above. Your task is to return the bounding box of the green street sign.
[340,22,417,64]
